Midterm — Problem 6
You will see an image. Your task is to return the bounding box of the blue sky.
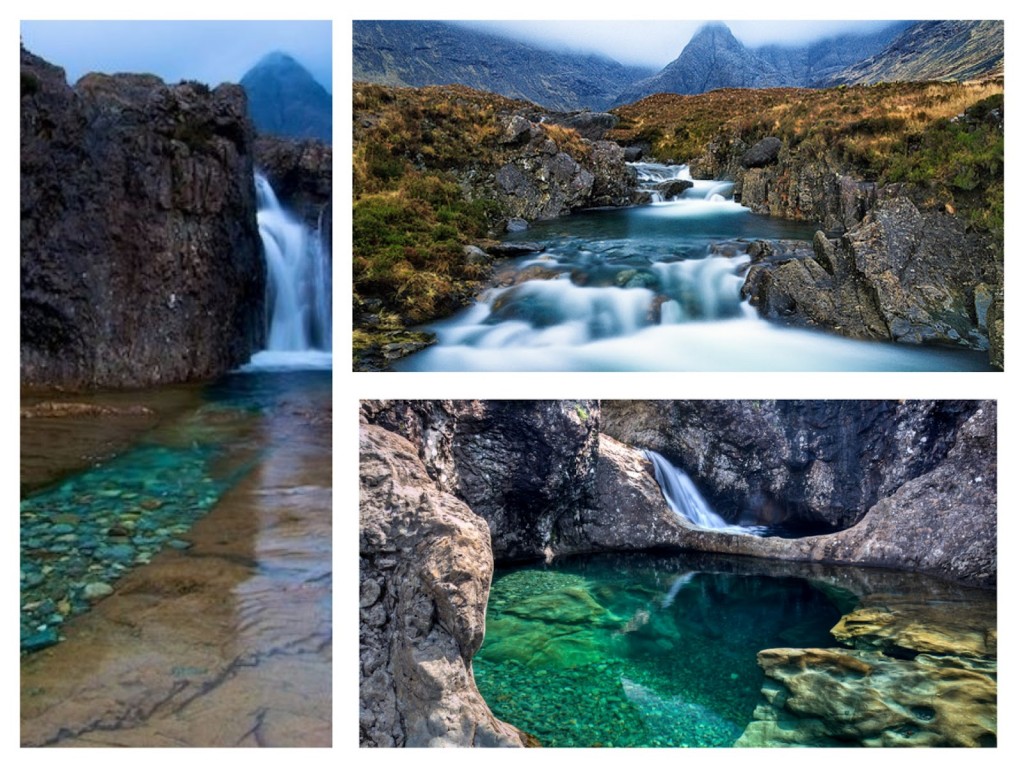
[20,20,332,92]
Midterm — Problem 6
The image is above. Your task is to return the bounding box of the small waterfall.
[245,175,332,370]
[255,174,331,353]
[645,450,765,535]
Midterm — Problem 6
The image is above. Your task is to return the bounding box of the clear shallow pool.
[474,553,843,747]
[20,369,330,653]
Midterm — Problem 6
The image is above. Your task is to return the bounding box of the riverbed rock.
[743,197,1000,355]
[359,424,527,747]
[736,646,996,747]
[21,46,264,390]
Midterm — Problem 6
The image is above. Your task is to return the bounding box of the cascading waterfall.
[645,449,763,535]
[246,174,331,370]
[394,161,992,372]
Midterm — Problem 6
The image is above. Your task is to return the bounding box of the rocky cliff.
[360,399,996,746]
[21,47,265,390]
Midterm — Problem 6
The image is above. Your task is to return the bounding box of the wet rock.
[743,197,1001,359]
[506,217,529,232]
[359,424,527,747]
[486,241,544,257]
[655,178,693,200]
[83,582,114,600]
[736,647,996,747]
[831,592,996,658]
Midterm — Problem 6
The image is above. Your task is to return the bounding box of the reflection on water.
[20,370,331,747]
[475,552,841,747]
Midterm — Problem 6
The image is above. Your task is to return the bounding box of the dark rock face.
[21,47,264,390]
[359,424,526,747]
[611,401,996,588]
[361,400,601,561]
[743,198,1001,352]
[602,400,978,531]
[353,20,652,112]
[240,52,331,142]
[253,135,331,255]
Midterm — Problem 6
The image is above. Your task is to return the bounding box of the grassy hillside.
[609,80,1003,234]
[353,83,599,365]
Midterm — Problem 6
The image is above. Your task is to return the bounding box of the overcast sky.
[456,20,904,68]
[20,20,332,92]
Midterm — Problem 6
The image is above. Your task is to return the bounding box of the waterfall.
[645,450,763,535]
[245,174,332,370]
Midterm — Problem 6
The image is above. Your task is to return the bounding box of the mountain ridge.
[353,20,652,112]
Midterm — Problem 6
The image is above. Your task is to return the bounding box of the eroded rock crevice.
[359,400,996,747]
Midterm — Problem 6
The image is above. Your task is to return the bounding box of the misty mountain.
[758,22,913,86]
[352,20,653,112]
[614,21,911,104]
[241,52,332,142]
[820,21,1004,86]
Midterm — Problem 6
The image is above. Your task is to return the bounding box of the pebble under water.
[19,370,327,653]
[474,553,842,747]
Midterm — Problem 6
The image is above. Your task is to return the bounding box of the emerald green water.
[474,552,843,747]
[20,370,330,653]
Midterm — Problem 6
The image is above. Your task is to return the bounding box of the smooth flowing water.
[396,164,991,371]
[475,552,842,747]
[255,173,332,358]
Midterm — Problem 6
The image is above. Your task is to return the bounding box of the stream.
[396,164,991,371]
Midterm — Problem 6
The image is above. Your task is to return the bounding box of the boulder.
[743,197,1001,355]
[655,178,693,200]
[740,136,782,168]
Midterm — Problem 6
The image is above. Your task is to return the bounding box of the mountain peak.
[241,52,331,143]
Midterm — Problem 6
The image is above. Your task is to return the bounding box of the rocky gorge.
[20,35,333,747]
[354,75,1003,370]
[359,400,996,747]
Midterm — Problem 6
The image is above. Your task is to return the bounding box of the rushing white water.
[645,449,765,536]
[395,163,991,372]
[247,174,331,370]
